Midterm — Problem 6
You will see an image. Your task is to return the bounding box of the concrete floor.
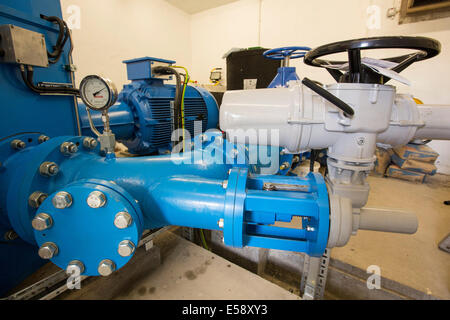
[59,232,300,300]
[332,175,450,299]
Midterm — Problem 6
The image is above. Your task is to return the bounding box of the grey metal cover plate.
[0,24,48,67]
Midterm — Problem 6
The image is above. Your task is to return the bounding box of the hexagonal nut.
[52,191,73,209]
[118,240,135,257]
[114,212,133,229]
[38,135,50,144]
[87,191,107,208]
[60,142,78,155]
[32,213,53,231]
[11,139,26,150]
[38,242,58,259]
[39,161,59,177]
[4,230,18,241]
[83,137,98,150]
[67,260,85,274]
[98,259,116,276]
[28,191,48,209]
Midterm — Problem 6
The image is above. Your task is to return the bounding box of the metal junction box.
[0,24,48,67]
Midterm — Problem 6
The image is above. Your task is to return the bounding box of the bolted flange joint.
[83,137,98,150]
[52,191,73,209]
[28,191,48,209]
[11,139,26,150]
[114,212,133,229]
[38,242,59,259]
[60,142,78,156]
[87,191,107,208]
[98,259,116,276]
[38,135,50,144]
[39,161,59,177]
[32,213,53,231]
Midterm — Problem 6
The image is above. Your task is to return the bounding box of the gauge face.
[80,75,118,111]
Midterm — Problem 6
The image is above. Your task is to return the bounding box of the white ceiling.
[165,0,239,14]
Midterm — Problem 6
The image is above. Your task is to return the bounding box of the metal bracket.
[300,248,330,300]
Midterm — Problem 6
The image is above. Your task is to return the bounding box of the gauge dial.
[79,75,118,111]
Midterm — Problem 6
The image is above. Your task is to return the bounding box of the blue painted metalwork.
[268,67,301,88]
[0,131,329,277]
[264,46,311,88]
[263,46,312,61]
[78,57,219,154]
[123,56,176,81]
[35,179,144,276]
[0,0,80,296]
[0,0,80,140]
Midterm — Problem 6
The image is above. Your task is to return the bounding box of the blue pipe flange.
[0,133,45,230]
[305,172,330,255]
[33,179,143,276]
[223,167,249,247]
[3,135,100,243]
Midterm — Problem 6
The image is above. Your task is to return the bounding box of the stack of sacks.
[373,147,393,176]
[386,144,439,183]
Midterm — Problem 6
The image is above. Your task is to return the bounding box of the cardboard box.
[386,164,426,183]
[393,144,439,163]
[391,154,437,175]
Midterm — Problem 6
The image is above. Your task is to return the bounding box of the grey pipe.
[358,208,418,234]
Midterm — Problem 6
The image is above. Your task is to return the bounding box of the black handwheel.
[304,36,441,84]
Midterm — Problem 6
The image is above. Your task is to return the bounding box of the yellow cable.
[172,66,189,152]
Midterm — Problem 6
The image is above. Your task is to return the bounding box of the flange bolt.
[11,139,26,150]
[98,259,116,276]
[4,230,18,241]
[32,213,53,231]
[87,191,107,208]
[38,242,58,259]
[118,240,136,257]
[60,142,78,155]
[83,137,98,150]
[52,191,73,209]
[38,135,50,144]
[28,191,48,208]
[67,260,85,274]
[114,212,133,229]
[39,161,59,177]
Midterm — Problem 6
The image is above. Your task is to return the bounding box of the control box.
[0,24,48,67]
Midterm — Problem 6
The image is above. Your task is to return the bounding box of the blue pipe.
[0,132,329,277]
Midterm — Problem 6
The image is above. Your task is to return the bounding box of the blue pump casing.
[78,57,219,154]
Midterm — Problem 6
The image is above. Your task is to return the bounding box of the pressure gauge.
[79,75,118,111]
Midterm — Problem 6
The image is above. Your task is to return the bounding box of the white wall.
[190,0,450,173]
[61,0,192,90]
